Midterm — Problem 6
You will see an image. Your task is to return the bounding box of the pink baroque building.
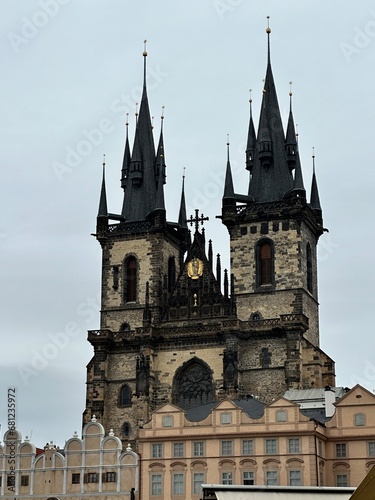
[137,385,375,500]
[0,416,139,499]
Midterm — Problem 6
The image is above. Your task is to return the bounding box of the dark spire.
[123,41,157,221]
[98,155,108,217]
[155,107,166,186]
[178,171,188,228]
[223,137,235,204]
[248,20,294,202]
[246,90,256,172]
[208,239,213,271]
[285,87,305,198]
[310,150,322,211]
[216,254,221,290]
[121,115,130,190]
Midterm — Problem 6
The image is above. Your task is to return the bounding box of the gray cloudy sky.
[1,0,375,447]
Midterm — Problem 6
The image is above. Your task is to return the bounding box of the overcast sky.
[1,0,375,447]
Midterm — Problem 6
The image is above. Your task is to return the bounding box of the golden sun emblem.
[187,258,204,280]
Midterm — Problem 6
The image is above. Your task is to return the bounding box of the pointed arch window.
[125,256,137,303]
[119,384,131,406]
[168,256,176,293]
[306,243,313,293]
[122,421,131,437]
[256,239,274,287]
[172,359,214,410]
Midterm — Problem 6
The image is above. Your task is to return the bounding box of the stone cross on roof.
[187,209,209,233]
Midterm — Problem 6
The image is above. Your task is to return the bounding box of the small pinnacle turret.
[223,139,235,204]
[98,156,108,217]
[310,152,322,212]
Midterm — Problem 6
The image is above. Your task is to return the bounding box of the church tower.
[84,32,335,445]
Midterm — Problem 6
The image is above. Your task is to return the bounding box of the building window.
[242,439,254,455]
[243,471,255,485]
[172,473,184,495]
[265,438,278,454]
[369,442,375,456]
[163,415,173,427]
[318,440,323,456]
[354,413,365,426]
[336,443,347,458]
[307,243,313,293]
[122,421,131,437]
[276,410,287,422]
[336,474,348,487]
[125,256,137,302]
[289,470,302,486]
[266,470,278,485]
[193,441,205,457]
[260,347,272,368]
[7,476,15,487]
[173,442,184,458]
[193,472,205,495]
[119,384,131,406]
[221,413,232,424]
[172,359,214,410]
[221,472,233,485]
[72,473,80,484]
[151,474,162,496]
[288,438,300,453]
[20,475,29,487]
[105,472,116,482]
[168,256,176,293]
[152,443,163,458]
[257,239,274,286]
[221,440,233,455]
[120,322,130,332]
[88,473,98,483]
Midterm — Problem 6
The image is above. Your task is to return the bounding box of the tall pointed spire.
[245,90,256,172]
[248,18,294,203]
[178,170,187,228]
[155,107,166,186]
[98,155,108,217]
[121,114,130,190]
[223,136,235,204]
[310,149,322,211]
[124,40,157,221]
[285,85,305,197]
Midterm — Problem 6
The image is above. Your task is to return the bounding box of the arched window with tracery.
[124,256,137,303]
[256,239,274,287]
[119,384,131,406]
[307,243,313,293]
[172,358,214,410]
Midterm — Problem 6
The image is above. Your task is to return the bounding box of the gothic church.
[83,29,335,443]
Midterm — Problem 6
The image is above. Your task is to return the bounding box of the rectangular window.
[193,441,205,457]
[318,440,323,456]
[151,474,162,496]
[336,474,348,487]
[172,473,184,495]
[335,443,347,458]
[369,442,375,456]
[243,471,254,485]
[20,475,29,487]
[173,442,184,458]
[152,443,163,458]
[88,473,98,483]
[276,410,287,422]
[221,440,233,455]
[288,438,300,453]
[72,473,80,484]
[289,470,302,486]
[193,472,205,495]
[7,476,15,487]
[265,438,277,454]
[355,413,365,426]
[242,439,254,455]
[163,415,173,427]
[221,472,233,485]
[266,470,278,486]
[105,471,116,482]
[221,412,232,424]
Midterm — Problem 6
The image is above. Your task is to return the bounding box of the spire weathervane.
[266,16,271,63]
[187,209,209,234]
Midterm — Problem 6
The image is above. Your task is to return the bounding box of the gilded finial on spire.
[161,105,165,120]
[102,154,106,169]
[296,123,299,139]
[143,39,147,57]
[126,113,129,127]
[135,102,139,122]
[266,16,271,34]
[249,88,252,103]
[183,166,186,181]
[289,81,293,97]
[227,134,230,162]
